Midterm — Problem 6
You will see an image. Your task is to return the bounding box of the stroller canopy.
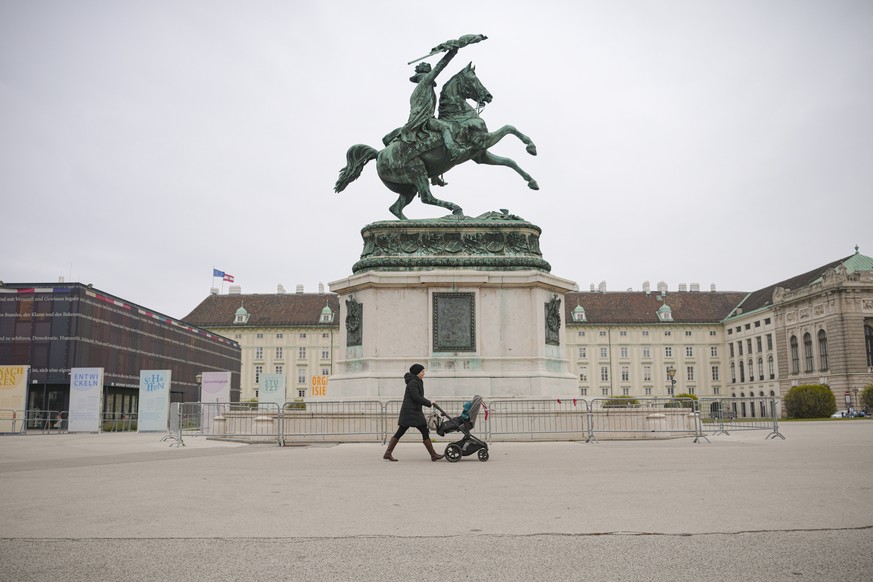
[466,395,483,426]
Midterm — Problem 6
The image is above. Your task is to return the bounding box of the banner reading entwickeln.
[0,365,29,432]
[68,367,103,432]
[138,370,171,432]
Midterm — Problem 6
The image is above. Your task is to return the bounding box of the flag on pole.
[213,268,225,278]
[223,273,234,283]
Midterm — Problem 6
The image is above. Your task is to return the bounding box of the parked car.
[831,409,868,418]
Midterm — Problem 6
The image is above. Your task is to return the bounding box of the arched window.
[818,329,828,370]
[739,361,745,383]
[748,359,754,382]
[730,362,736,383]
[865,325,873,367]
[790,336,799,374]
[803,333,814,372]
[768,355,775,379]
[757,357,764,381]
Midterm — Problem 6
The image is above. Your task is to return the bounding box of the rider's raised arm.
[425,47,459,83]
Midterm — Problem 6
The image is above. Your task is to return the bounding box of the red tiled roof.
[564,291,748,324]
[182,293,340,328]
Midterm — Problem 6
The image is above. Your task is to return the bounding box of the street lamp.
[666,365,676,396]
[195,374,202,403]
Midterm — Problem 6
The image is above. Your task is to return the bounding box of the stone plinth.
[326,214,578,399]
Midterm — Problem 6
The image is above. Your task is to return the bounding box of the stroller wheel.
[477,448,489,462]
[445,444,462,463]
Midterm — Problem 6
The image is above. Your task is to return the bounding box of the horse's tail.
[334,144,378,193]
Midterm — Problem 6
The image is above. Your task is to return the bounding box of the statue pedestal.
[325,215,579,399]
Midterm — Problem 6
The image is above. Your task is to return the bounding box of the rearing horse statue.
[334,63,539,220]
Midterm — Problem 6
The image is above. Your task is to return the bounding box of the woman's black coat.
[397,372,432,427]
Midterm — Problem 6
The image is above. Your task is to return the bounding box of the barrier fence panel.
[0,409,25,434]
[171,402,283,446]
[283,400,384,443]
[587,398,702,442]
[24,410,67,434]
[486,398,587,441]
[698,397,784,439]
[101,412,138,432]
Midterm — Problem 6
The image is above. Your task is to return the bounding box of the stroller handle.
[432,403,450,418]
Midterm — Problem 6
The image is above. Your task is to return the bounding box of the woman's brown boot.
[423,439,444,462]
[383,437,399,461]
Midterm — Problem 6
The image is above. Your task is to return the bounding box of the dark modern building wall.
[0,283,241,415]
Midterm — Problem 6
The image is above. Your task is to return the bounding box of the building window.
[321,349,330,360]
[710,330,717,336]
[579,367,588,382]
[599,331,607,337]
[255,347,264,360]
[713,386,720,395]
[748,360,753,382]
[711,365,719,381]
[747,339,753,354]
[620,347,629,359]
[255,365,263,384]
[321,368,330,376]
[299,333,307,339]
[599,347,608,359]
[256,333,264,339]
[580,388,588,396]
[739,361,745,383]
[765,318,771,325]
[275,347,283,360]
[643,365,652,382]
[818,330,828,370]
[738,341,743,356]
[275,365,283,375]
[298,389,306,398]
[621,366,630,382]
[686,366,694,382]
[730,362,736,383]
[601,388,609,396]
[686,346,693,358]
[768,355,775,379]
[687,386,695,395]
[644,387,652,395]
[642,346,651,359]
[600,366,609,382]
[766,334,773,351]
[866,325,873,367]
[756,337,762,353]
[711,346,718,358]
[664,330,672,336]
[755,320,761,328]
[665,346,672,358]
[757,357,764,381]
[790,336,799,374]
[578,331,586,337]
[622,387,630,396]
[298,347,306,360]
[803,333,813,372]
[729,343,735,357]
[297,368,307,384]
[642,330,649,337]
[620,330,627,337]
[322,333,330,339]
[578,347,587,359]
[685,331,692,337]
[276,333,283,339]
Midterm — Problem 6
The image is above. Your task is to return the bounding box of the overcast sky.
[2,0,871,319]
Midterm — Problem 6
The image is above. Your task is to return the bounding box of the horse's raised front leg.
[472,151,539,190]
[479,125,537,156]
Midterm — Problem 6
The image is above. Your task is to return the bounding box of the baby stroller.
[432,396,489,462]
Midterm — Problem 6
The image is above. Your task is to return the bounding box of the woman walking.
[383,364,444,462]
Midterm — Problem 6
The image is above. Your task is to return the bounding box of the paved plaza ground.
[0,421,871,581]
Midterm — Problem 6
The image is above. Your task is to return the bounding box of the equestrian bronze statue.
[334,34,539,220]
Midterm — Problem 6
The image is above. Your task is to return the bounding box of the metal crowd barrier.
[0,409,25,434]
[23,410,67,434]
[698,397,784,439]
[163,402,284,447]
[161,397,784,446]
[101,412,138,432]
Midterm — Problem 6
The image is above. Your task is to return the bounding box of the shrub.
[783,384,836,418]
[603,396,639,408]
[861,384,873,412]
[674,393,698,409]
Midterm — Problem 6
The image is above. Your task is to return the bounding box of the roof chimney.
[678,283,688,292]
[710,283,717,292]
[690,283,700,292]
[657,281,668,294]
[296,285,304,294]
[277,284,286,294]
[318,283,325,294]
[229,285,241,295]
[598,281,607,293]
[210,287,219,295]
[589,283,596,292]
[642,281,650,294]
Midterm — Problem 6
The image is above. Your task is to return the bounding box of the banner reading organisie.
[0,365,29,432]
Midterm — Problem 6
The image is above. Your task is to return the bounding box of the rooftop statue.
[334,34,539,220]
